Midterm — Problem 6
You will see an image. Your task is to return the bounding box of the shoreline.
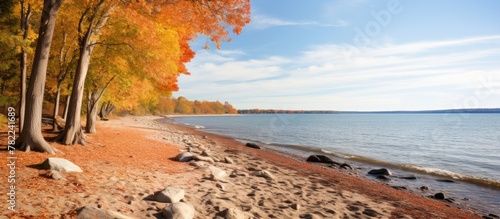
[162,116,500,216]
[0,115,489,218]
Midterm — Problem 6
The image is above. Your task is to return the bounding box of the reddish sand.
[0,116,481,219]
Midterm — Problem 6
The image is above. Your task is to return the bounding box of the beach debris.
[156,187,185,203]
[76,206,134,219]
[245,142,261,149]
[252,170,275,180]
[41,158,83,172]
[434,192,446,200]
[306,155,341,165]
[162,202,195,219]
[368,168,392,176]
[175,152,194,162]
[224,157,234,164]
[193,155,215,164]
[209,166,226,181]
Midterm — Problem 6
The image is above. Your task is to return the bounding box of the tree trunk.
[19,1,31,133]
[57,47,92,145]
[85,90,99,133]
[57,2,116,145]
[15,0,63,154]
[63,95,70,120]
[52,84,62,132]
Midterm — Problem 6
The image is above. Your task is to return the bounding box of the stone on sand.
[162,202,195,219]
[221,207,251,219]
[41,158,83,172]
[156,187,185,203]
[224,157,234,164]
[252,170,275,180]
[175,152,194,162]
[50,170,65,180]
[193,155,215,164]
[209,166,226,181]
[76,206,134,219]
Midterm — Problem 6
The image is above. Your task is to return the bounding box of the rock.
[368,168,392,176]
[193,155,215,164]
[399,176,417,180]
[487,214,499,218]
[391,186,407,190]
[252,170,275,180]
[216,183,226,191]
[221,207,250,219]
[340,163,353,170]
[50,170,65,180]
[245,143,261,149]
[224,157,234,164]
[420,186,429,191]
[76,206,134,219]
[209,166,226,181]
[434,192,446,200]
[162,202,195,219]
[175,152,194,162]
[306,155,321,162]
[376,175,390,180]
[41,158,83,172]
[200,151,209,156]
[436,179,455,183]
[291,203,300,210]
[306,155,340,165]
[156,187,185,203]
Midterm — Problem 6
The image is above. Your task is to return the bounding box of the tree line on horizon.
[0,0,250,153]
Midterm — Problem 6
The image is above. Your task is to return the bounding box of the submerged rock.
[435,179,455,183]
[340,163,353,170]
[245,143,261,149]
[399,176,417,180]
[306,155,340,165]
[368,168,392,176]
[434,192,446,200]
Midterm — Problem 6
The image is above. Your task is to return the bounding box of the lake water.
[164,113,500,213]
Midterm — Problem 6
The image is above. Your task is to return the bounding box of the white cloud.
[176,36,500,111]
[250,13,348,29]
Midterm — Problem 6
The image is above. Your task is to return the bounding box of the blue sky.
[175,0,500,111]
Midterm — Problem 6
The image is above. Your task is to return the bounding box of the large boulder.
[41,158,83,172]
[175,152,194,162]
[156,187,185,203]
[76,206,134,219]
[162,202,195,219]
[368,168,392,176]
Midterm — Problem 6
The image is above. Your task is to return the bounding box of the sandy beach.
[0,116,484,218]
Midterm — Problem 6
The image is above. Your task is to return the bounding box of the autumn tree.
[15,0,63,153]
[58,0,250,145]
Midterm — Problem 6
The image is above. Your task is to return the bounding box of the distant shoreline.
[237,108,500,114]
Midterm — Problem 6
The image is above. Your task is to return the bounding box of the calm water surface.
[165,113,500,213]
